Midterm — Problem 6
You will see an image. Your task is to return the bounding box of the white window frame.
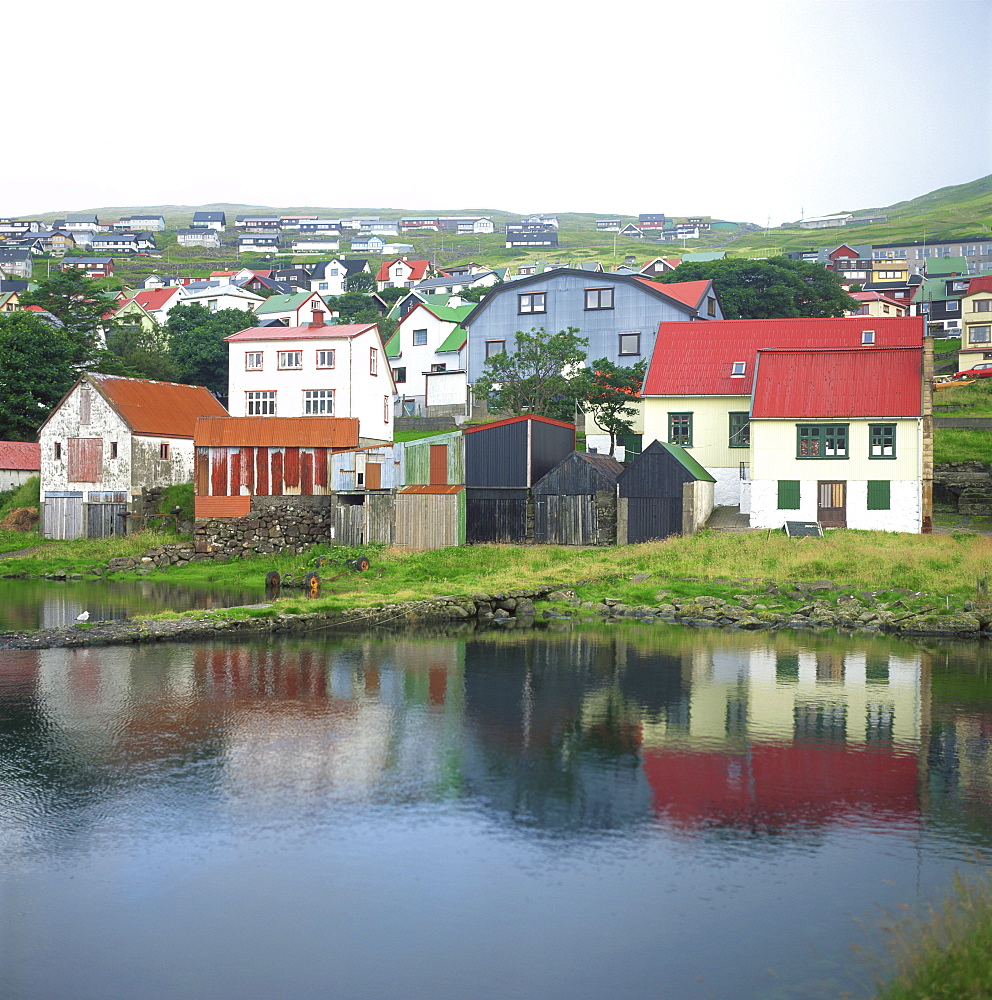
[246,391,276,415]
[278,351,303,369]
[303,389,333,414]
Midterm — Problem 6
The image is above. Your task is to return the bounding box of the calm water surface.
[1,624,990,1000]
[0,577,260,630]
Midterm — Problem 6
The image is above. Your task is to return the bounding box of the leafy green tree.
[474,327,588,422]
[19,270,117,361]
[377,286,408,304]
[580,358,647,456]
[652,256,857,319]
[167,303,254,395]
[326,291,378,322]
[0,312,77,440]
[456,280,502,303]
[346,271,374,293]
[104,321,180,381]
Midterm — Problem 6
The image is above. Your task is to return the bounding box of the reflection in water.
[0,577,260,630]
[1,626,991,1000]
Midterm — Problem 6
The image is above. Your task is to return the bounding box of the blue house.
[462,268,722,379]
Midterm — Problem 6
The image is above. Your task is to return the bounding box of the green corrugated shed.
[403,431,464,485]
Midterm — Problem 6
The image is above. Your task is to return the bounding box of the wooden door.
[817,481,846,527]
[429,445,448,485]
[365,462,382,490]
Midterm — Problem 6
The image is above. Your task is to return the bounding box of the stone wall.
[934,462,992,515]
[197,495,333,558]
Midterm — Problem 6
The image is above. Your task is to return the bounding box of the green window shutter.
[867,480,891,510]
[777,480,800,509]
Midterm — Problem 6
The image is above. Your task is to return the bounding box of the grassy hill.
[17,174,992,281]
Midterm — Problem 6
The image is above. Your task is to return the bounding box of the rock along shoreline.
[1,580,990,650]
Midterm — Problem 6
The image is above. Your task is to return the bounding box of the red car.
[954,362,992,379]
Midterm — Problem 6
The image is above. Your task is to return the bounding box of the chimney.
[309,309,326,328]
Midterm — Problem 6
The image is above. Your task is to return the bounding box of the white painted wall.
[748,479,921,532]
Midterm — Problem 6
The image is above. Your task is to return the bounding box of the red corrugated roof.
[117,287,183,313]
[463,414,576,434]
[849,291,904,306]
[0,440,41,470]
[91,375,228,438]
[194,416,360,448]
[375,258,431,282]
[636,277,711,308]
[643,316,924,396]
[751,347,923,418]
[967,275,992,295]
[225,323,377,342]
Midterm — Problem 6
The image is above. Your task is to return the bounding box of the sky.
[4,0,990,225]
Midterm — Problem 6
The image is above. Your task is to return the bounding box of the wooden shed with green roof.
[617,439,715,543]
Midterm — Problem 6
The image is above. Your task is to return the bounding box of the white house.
[291,238,340,254]
[385,300,473,415]
[179,283,265,313]
[414,270,499,296]
[640,316,928,532]
[0,441,41,491]
[225,317,395,442]
[351,234,386,253]
[375,257,435,291]
[37,374,228,539]
[177,228,221,248]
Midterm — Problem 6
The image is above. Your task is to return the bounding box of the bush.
[0,475,40,517]
[157,483,194,521]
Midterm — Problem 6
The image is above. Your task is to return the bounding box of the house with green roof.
[386,300,474,416]
[924,257,969,278]
[254,290,332,327]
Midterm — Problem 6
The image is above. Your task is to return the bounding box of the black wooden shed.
[532,452,623,545]
[617,440,715,543]
[464,415,575,543]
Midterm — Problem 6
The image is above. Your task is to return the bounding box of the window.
[54,442,62,460]
[797,424,848,458]
[159,442,170,460]
[318,282,328,291]
[246,352,263,370]
[278,351,302,369]
[947,301,959,311]
[110,441,118,459]
[412,329,428,346]
[370,347,378,375]
[518,292,546,314]
[969,326,991,343]
[729,412,750,448]
[778,480,800,509]
[316,350,335,368]
[246,391,276,415]
[707,296,716,317]
[876,271,902,280]
[384,395,389,423]
[430,363,446,372]
[485,340,505,357]
[393,367,406,383]
[882,305,890,314]
[618,333,640,356]
[208,299,218,311]
[303,390,333,414]
[975,300,992,312]
[584,287,615,310]
[731,361,746,376]
[668,412,692,447]
[869,423,896,458]
[867,480,891,510]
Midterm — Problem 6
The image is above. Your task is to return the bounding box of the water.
[1,624,990,1000]
[0,577,261,630]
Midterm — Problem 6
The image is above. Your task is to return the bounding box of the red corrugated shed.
[91,375,228,438]
[751,347,923,418]
[195,416,360,448]
[225,323,377,342]
[399,485,464,495]
[0,441,40,471]
[643,316,924,396]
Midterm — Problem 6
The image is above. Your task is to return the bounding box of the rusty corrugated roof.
[0,441,41,470]
[399,485,464,495]
[194,416,360,448]
[751,347,923,418]
[91,375,228,438]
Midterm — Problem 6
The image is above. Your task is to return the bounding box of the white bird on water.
[76,611,90,623]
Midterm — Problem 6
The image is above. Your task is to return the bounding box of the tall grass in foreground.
[874,871,992,1000]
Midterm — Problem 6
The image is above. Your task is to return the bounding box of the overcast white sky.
[4,0,990,224]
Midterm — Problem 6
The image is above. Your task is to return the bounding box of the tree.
[377,286,408,304]
[19,270,118,362]
[167,303,254,396]
[326,291,378,323]
[0,312,77,440]
[652,256,857,319]
[580,358,647,457]
[457,280,502,304]
[474,327,588,422]
[104,321,180,382]
[346,271,374,293]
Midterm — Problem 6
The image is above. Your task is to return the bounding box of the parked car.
[953,362,992,379]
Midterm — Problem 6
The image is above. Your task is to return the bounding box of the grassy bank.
[874,871,992,1000]
[4,528,989,623]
